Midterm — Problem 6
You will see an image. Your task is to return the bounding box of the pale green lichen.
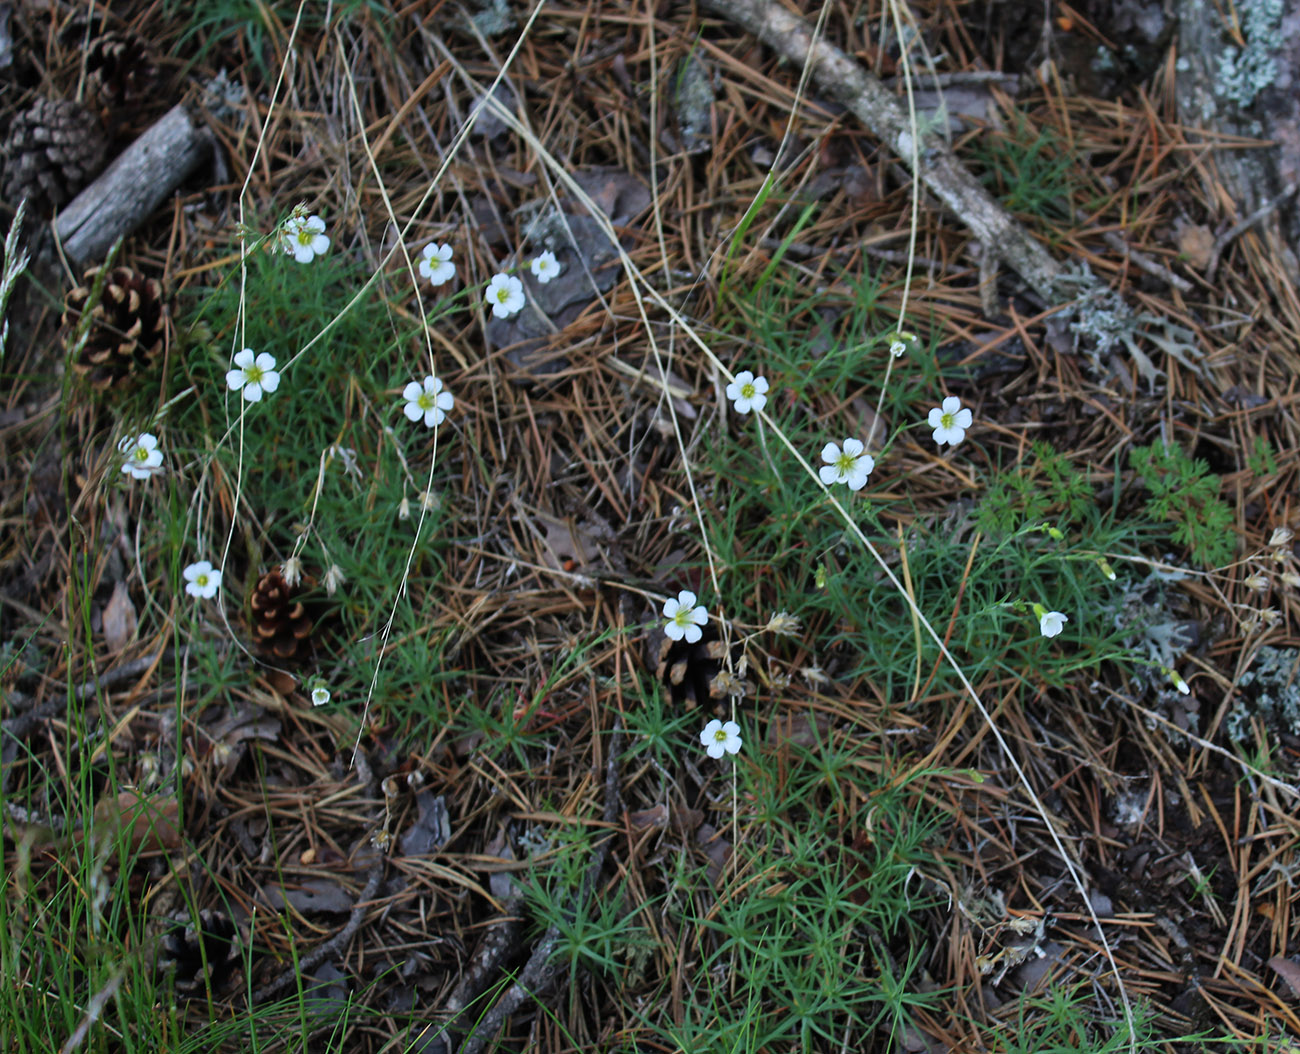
[1226,645,1300,742]
[1215,0,1283,108]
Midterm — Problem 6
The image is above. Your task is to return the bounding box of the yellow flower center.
[495,287,510,303]
[133,445,149,462]
[672,608,693,628]
[835,452,856,474]
[245,363,264,385]
[418,391,436,410]
[740,382,755,399]
[940,411,956,429]
[296,227,314,246]
[195,573,209,587]
[713,727,728,743]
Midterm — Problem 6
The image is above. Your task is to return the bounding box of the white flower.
[182,560,222,599]
[418,242,455,286]
[402,375,454,428]
[530,251,561,284]
[663,590,708,644]
[280,214,330,264]
[1170,670,1190,696]
[281,556,303,588]
[1038,609,1069,638]
[700,719,742,759]
[119,432,163,479]
[928,395,973,447]
[485,272,525,318]
[818,438,874,491]
[311,686,331,707]
[725,370,769,414]
[226,348,281,402]
[323,564,346,596]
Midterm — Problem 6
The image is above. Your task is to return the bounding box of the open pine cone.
[250,569,315,663]
[84,30,160,107]
[157,908,239,997]
[651,622,729,708]
[62,267,168,390]
[1,97,108,217]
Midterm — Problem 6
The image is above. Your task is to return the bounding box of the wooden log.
[54,102,213,270]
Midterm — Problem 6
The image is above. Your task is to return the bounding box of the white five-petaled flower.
[928,395,973,447]
[530,251,561,284]
[818,438,874,491]
[485,272,525,318]
[402,374,455,428]
[182,560,222,599]
[280,214,330,264]
[890,339,907,358]
[663,590,708,644]
[725,370,769,415]
[700,719,742,759]
[419,242,455,286]
[311,686,331,707]
[226,348,281,402]
[1037,608,1069,638]
[119,432,164,479]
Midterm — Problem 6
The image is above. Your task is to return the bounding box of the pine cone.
[84,30,159,108]
[62,267,168,390]
[651,623,729,708]
[1,97,108,218]
[250,569,315,662]
[157,908,239,997]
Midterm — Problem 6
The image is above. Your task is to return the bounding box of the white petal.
[752,376,769,394]
[663,598,681,619]
[664,621,685,641]
[254,352,277,373]
[676,590,697,608]
[842,437,864,457]
[956,408,973,428]
[259,371,280,394]
[226,369,247,390]
[683,623,703,644]
[403,381,423,402]
[234,348,255,368]
[819,464,840,485]
[436,391,454,411]
[293,243,314,263]
[928,407,944,428]
[243,382,263,402]
[403,402,423,422]
[820,442,841,465]
[942,395,962,415]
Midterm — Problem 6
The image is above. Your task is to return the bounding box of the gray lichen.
[1214,0,1283,108]
[1226,645,1300,742]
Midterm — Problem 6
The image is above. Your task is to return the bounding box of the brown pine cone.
[84,30,159,108]
[651,622,730,708]
[157,909,240,997]
[1,97,108,218]
[62,267,168,390]
[250,569,315,663]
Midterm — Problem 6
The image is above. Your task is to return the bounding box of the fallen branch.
[700,0,1064,301]
[454,724,623,1054]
